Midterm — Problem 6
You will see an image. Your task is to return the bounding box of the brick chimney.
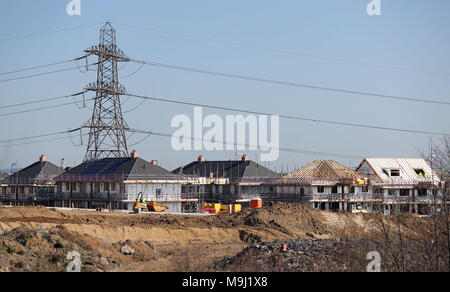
[40,154,46,162]
[242,154,248,162]
[198,155,205,162]
[131,150,138,159]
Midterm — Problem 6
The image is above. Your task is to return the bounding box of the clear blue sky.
[0,0,449,172]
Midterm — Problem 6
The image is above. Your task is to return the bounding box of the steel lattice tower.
[83,22,129,162]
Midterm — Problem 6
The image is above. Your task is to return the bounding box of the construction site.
[0,2,449,274]
[0,23,447,216]
[0,148,448,272]
[1,153,447,216]
[0,201,449,272]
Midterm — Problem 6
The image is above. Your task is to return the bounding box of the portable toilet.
[251,199,262,209]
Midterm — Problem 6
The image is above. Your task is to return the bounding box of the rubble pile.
[212,239,368,272]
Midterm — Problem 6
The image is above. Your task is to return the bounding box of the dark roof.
[173,160,281,179]
[7,161,64,184]
[61,157,179,180]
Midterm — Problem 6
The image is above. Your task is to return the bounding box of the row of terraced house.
[0,152,448,215]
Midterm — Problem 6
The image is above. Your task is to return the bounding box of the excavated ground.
[0,203,441,272]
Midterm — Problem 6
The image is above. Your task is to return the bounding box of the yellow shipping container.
[232,204,242,213]
[202,203,241,214]
[219,205,230,214]
[211,203,221,213]
[202,203,221,211]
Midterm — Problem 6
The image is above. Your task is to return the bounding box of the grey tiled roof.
[62,157,179,180]
[173,160,280,179]
[7,161,64,184]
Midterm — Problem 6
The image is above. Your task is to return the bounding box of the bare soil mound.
[0,206,63,221]
[3,203,438,272]
[0,226,114,272]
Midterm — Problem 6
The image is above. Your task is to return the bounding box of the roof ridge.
[284,159,362,180]
[316,160,339,178]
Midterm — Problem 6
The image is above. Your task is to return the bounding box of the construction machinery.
[134,192,148,210]
[134,192,169,213]
[147,201,169,212]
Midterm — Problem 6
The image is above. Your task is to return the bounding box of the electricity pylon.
[83,22,130,161]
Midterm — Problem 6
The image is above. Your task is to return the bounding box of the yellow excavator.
[134,192,169,213]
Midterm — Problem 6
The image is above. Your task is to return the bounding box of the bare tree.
[419,136,450,271]
[425,137,450,176]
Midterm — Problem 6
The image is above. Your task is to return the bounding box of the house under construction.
[355,158,443,215]
[274,160,375,213]
[0,155,64,206]
[52,151,202,212]
[0,151,445,216]
[173,154,281,204]
[175,157,446,215]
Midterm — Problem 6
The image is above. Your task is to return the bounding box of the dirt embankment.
[0,203,337,244]
[0,203,339,271]
[1,203,439,272]
[0,226,115,272]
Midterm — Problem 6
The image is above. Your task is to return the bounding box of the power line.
[114,22,450,78]
[124,92,450,137]
[0,62,98,83]
[120,63,145,79]
[0,132,87,148]
[0,92,85,110]
[83,126,365,159]
[128,128,364,159]
[2,55,447,112]
[0,67,79,83]
[0,129,80,144]
[128,134,152,147]
[123,98,147,114]
[0,87,447,140]
[0,58,83,77]
[130,59,450,106]
[0,23,102,43]
[0,97,94,118]
[0,126,364,159]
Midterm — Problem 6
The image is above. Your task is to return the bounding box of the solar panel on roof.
[101,159,129,174]
[81,161,111,175]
